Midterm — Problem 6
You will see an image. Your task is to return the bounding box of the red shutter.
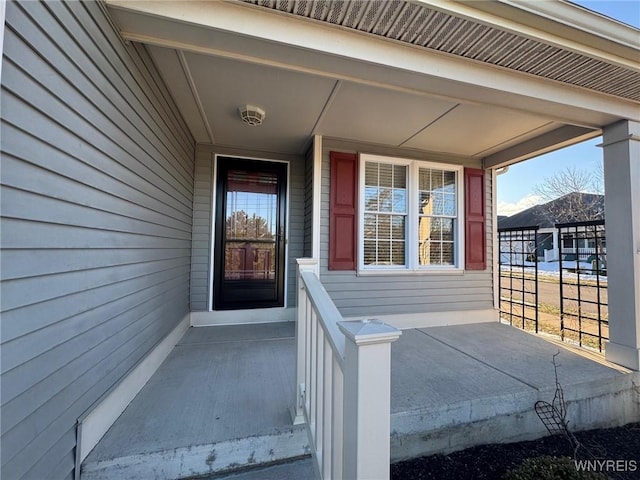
[464,167,486,270]
[329,152,358,270]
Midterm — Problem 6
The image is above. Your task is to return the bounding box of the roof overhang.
[105,0,639,168]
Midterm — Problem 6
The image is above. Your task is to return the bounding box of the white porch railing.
[293,259,401,480]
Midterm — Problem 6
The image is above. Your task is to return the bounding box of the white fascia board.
[415,0,639,70]
[484,125,601,169]
[503,0,640,55]
[105,0,638,124]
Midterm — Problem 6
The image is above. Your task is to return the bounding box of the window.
[359,154,463,272]
[363,162,407,266]
[418,167,456,266]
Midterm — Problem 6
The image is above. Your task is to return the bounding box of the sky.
[496,0,640,217]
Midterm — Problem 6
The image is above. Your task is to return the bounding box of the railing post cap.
[297,258,318,266]
[338,319,402,345]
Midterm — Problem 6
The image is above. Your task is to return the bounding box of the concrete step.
[389,372,640,462]
[192,457,317,480]
[80,425,310,480]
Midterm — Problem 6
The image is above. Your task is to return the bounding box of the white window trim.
[358,154,465,274]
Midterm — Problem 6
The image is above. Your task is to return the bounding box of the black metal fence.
[557,220,608,352]
[498,226,539,332]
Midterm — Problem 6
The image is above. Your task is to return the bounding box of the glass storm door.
[213,158,287,310]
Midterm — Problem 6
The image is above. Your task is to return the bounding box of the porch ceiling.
[105,0,639,166]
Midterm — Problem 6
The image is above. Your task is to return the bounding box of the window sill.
[356,268,465,276]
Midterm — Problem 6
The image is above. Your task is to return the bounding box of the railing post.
[338,319,402,480]
[292,258,319,425]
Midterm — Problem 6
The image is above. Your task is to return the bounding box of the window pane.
[392,242,405,265]
[378,215,391,239]
[379,187,393,212]
[419,191,431,213]
[441,218,454,241]
[364,240,377,265]
[392,216,405,240]
[393,165,407,188]
[443,171,456,194]
[430,218,443,240]
[365,186,379,211]
[378,241,391,264]
[419,168,431,191]
[441,242,454,265]
[379,163,393,188]
[443,193,456,216]
[432,194,444,215]
[431,170,443,192]
[365,162,378,186]
[393,189,406,213]
[364,214,376,239]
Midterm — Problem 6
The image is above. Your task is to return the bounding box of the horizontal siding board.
[78,1,194,166]
[1,186,191,240]
[24,427,76,480]
[1,248,190,281]
[1,218,190,250]
[338,301,493,317]
[1,1,195,478]
[324,279,492,291]
[24,0,194,190]
[128,42,194,162]
[327,288,492,301]
[1,58,192,213]
[2,13,192,201]
[1,124,193,225]
[1,153,192,231]
[2,274,189,429]
[2,299,187,476]
[2,256,189,312]
[1,95,193,222]
[68,1,194,176]
[2,266,190,345]
[332,293,491,308]
[2,270,190,380]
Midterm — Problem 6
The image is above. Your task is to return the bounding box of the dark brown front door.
[213,157,287,310]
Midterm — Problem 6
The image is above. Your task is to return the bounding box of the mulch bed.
[391,423,640,480]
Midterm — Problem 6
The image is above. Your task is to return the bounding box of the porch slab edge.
[80,427,309,480]
[390,372,640,462]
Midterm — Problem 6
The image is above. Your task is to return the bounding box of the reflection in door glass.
[224,170,278,280]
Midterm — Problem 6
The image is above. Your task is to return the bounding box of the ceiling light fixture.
[239,104,266,126]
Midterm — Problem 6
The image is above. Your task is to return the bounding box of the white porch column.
[603,120,640,370]
[338,319,401,480]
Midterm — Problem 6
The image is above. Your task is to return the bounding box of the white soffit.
[403,103,557,156]
[316,81,458,146]
[106,0,636,126]
[183,51,337,153]
[147,46,213,143]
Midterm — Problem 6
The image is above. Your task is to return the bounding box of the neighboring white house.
[498,192,605,261]
[1,1,638,479]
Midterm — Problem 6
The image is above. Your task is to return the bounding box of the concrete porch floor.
[81,322,639,480]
